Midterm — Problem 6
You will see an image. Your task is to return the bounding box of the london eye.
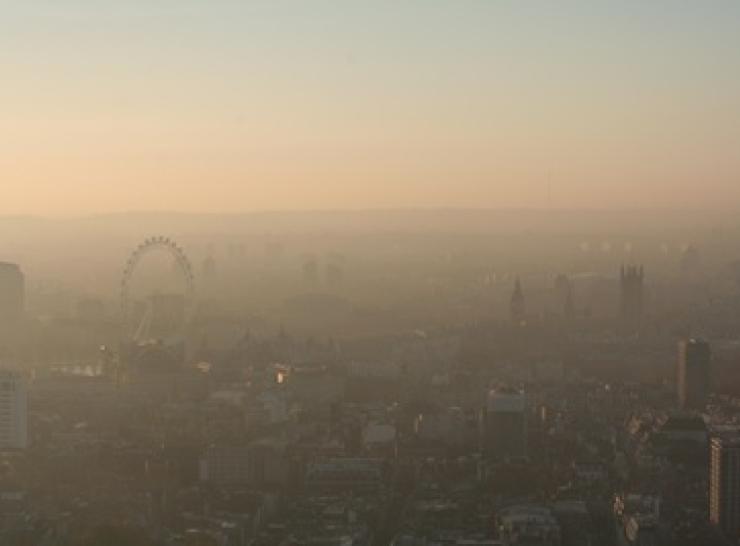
[120,236,195,342]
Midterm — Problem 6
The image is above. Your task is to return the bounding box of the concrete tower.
[0,262,24,324]
[677,338,711,410]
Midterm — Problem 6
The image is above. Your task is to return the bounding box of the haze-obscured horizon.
[3,1,740,215]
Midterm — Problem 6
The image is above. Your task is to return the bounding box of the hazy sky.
[2,1,740,214]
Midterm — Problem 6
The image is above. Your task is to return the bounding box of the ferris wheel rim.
[120,236,195,330]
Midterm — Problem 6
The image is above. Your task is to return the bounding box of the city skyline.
[5,4,740,545]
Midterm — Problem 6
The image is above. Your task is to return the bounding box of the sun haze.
[2,1,740,214]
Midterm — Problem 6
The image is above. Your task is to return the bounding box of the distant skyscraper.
[510,277,525,324]
[482,388,527,460]
[619,265,644,331]
[710,434,740,538]
[677,338,711,410]
[554,274,575,320]
[0,370,27,450]
[0,262,24,324]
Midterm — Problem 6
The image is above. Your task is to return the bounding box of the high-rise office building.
[0,370,27,450]
[482,388,527,460]
[710,434,740,538]
[677,338,711,410]
[0,262,24,324]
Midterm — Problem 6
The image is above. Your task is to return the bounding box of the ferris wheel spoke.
[120,236,196,340]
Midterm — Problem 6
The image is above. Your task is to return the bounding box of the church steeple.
[510,277,526,324]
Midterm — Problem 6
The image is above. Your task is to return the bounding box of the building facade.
[0,370,27,450]
[710,434,740,539]
[677,338,711,410]
[0,262,24,324]
[482,388,527,460]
